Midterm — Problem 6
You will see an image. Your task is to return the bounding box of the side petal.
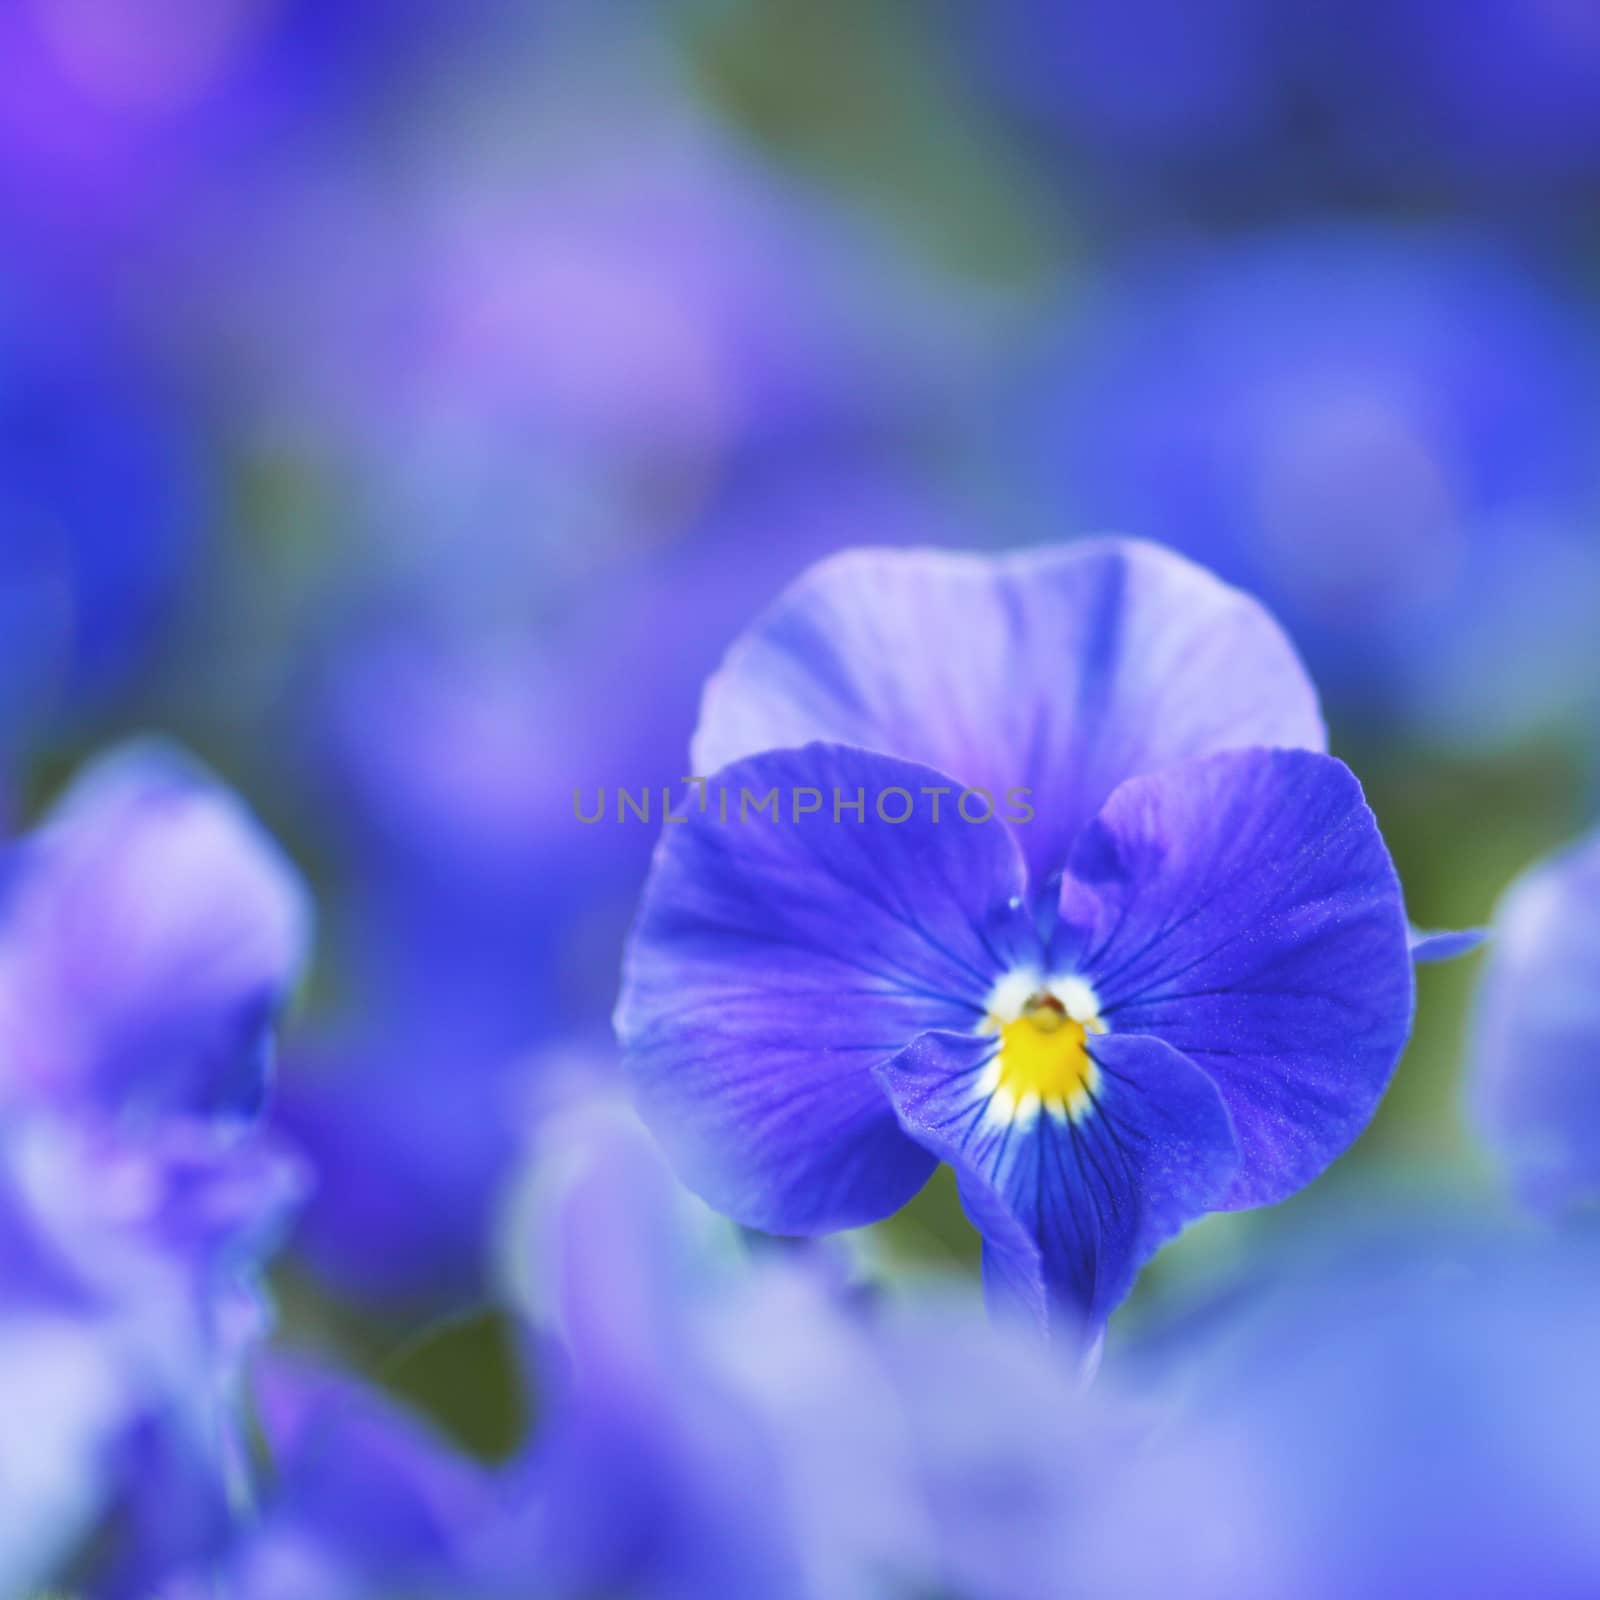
[0,742,311,1122]
[616,743,1039,1234]
[1057,748,1414,1210]
[878,1031,1238,1344]
[1469,828,1600,1216]
[692,539,1325,890]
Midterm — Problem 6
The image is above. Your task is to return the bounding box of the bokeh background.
[4,0,1598,1453]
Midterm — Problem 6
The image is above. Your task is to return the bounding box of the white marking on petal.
[983,967,1042,1027]
[986,1086,1018,1126]
[1049,975,1104,1027]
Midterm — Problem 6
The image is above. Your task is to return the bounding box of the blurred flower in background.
[1020,224,1600,746]
[1471,824,1600,1216]
[1074,1225,1600,1597]
[0,746,307,1594]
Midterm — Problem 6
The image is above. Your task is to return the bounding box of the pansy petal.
[1057,748,1413,1210]
[0,742,311,1121]
[878,1031,1237,1342]
[616,743,1040,1234]
[1470,828,1600,1215]
[692,540,1325,889]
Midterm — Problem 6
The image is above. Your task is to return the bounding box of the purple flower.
[1470,824,1600,1217]
[0,1113,305,1594]
[617,541,1420,1341]
[0,742,309,1592]
[0,743,311,1122]
[188,1094,1113,1599]
[481,1097,1103,1600]
[1070,1225,1600,1597]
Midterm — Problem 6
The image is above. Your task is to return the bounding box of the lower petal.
[877,1032,1238,1343]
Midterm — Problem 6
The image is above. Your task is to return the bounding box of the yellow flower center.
[980,984,1107,1126]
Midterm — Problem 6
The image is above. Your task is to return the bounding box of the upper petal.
[616,743,1039,1234]
[1056,748,1414,1210]
[1469,826,1600,1216]
[0,743,312,1123]
[692,539,1325,890]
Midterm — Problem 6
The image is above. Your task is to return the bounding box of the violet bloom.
[618,541,1420,1342]
[213,71,923,589]
[0,743,310,1122]
[1069,1227,1600,1597]
[196,1095,1111,1599]
[0,743,308,1593]
[482,1098,1101,1600]
[1470,824,1600,1216]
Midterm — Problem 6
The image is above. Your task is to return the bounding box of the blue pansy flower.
[1470,823,1600,1217]
[618,541,1420,1341]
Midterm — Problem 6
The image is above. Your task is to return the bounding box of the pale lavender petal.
[1470,827,1600,1215]
[692,539,1325,889]
[0,742,311,1121]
